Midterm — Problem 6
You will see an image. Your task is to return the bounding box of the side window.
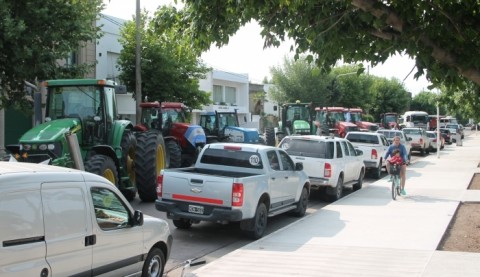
[279,150,295,171]
[341,141,350,156]
[91,187,130,230]
[336,141,343,158]
[347,141,357,156]
[326,141,334,159]
[267,150,280,170]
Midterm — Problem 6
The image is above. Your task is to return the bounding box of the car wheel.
[327,175,343,202]
[173,218,192,229]
[142,247,165,277]
[372,162,382,179]
[244,202,268,239]
[353,169,364,191]
[291,187,309,217]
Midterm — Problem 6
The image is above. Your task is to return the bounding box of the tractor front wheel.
[85,154,118,187]
[135,132,167,202]
[165,140,182,168]
[265,127,275,146]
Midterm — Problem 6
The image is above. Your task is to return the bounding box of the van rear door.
[42,181,93,276]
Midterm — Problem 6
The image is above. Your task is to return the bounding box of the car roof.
[206,142,279,152]
[0,162,76,175]
[282,135,345,142]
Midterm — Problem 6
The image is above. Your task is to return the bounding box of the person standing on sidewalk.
[384,136,409,195]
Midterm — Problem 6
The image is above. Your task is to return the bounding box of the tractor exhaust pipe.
[66,132,84,171]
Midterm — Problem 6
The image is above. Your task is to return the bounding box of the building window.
[213,85,223,103]
[225,86,236,104]
[212,85,237,105]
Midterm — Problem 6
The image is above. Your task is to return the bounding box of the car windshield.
[427,132,436,138]
[446,124,458,129]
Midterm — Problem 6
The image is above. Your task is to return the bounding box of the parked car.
[376,129,412,160]
[345,131,389,179]
[438,128,453,144]
[426,131,444,151]
[446,123,464,140]
[279,135,365,202]
[402,127,430,156]
[0,162,172,277]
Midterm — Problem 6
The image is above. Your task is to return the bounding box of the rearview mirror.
[133,210,144,226]
[295,162,303,171]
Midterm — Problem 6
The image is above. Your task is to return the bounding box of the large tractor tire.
[85,154,118,187]
[165,140,182,168]
[265,127,276,146]
[121,130,137,184]
[135,132,167,202]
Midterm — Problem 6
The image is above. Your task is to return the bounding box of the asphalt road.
[130,150,426,277]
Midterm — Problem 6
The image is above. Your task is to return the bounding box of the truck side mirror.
[132,210,144,226]
[295,162,303,171]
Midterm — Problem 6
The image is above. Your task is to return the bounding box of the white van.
[0,162,172,277]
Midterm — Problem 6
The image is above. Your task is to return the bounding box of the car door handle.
[85,234,96,246]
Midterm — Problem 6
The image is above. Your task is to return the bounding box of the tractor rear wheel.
[265,127,275,146]
[135,132,167,202]
[166,140,182,168]
[85,154,118,187]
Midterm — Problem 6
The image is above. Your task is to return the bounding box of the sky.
[102,0,431,95]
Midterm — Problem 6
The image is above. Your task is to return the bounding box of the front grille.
[19,153,52,164]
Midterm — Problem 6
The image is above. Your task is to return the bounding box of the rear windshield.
[426,132,436,138]
[403,129,421,135]
[379,131,403,139]
[200,148,263,169]
[346,133,379,144]
[280,138,334,159]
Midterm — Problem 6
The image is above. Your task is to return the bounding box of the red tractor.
[134,102,206,167]
[315,107,359,137]
[379,112,400,130]
[346,108,379,132]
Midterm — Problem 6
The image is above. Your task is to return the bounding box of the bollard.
[456,133,462,146]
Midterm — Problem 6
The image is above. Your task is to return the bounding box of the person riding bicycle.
[388,149,403,166]
[384,136,409,195]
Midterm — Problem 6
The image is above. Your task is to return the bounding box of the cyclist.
[384,136,409,195]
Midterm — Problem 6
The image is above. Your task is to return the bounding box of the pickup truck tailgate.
[162,174,234,208]
[290,156,325,178]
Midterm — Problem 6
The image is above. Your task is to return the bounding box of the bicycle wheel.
[395,176,401,197]
[391,176,397,200]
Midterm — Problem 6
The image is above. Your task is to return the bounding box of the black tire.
[120,130,137,190]
[135,132,167,202]
[142,247,165,277]
[371,162,382,179]
[173,218,193,229]
[85,154,118,186]
[265,127,276,146]
[327,175,343,202]
[391,177,397,200]
[291,187,309,217]
[420,147,425,156]
[353,169,364,191]
[244,202,268,239]
[120,188,137,202]
[165,140,182,168]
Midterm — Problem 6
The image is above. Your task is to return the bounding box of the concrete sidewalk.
[190,132,480,277]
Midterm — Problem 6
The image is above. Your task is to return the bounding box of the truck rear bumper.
[364,161,378,168]
[155,199,243,222]
[308,177,331,188]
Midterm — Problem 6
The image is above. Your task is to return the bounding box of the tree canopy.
[117,6,211,109]
[179,0,480,92]
[0,0,103,108]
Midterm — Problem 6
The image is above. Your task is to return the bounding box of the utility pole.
[135,0,142,124]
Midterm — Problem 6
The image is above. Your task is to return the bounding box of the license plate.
[188,205,204,214]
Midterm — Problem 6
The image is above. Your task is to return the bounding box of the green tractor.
[7,79,167,202]
[265,101,316,146]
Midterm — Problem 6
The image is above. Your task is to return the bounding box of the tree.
[369,77,410,121]
[117,6,210,109]
[410,91,445,115]
[441,84,480,124]
[179,0,480,92]
[268,56,331,105]
[0,0,103,109]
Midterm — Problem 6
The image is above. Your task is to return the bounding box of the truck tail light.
[156,175,163,198]
[371,149,378,160]
[324,163,332,178]
[232,183,244,207]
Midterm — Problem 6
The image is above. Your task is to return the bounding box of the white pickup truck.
[155,143,310,239]
[345,131,389,179]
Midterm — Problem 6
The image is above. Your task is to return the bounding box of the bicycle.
[390,164,402,200]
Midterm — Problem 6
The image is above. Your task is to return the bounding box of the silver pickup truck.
[155,143,310,239]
